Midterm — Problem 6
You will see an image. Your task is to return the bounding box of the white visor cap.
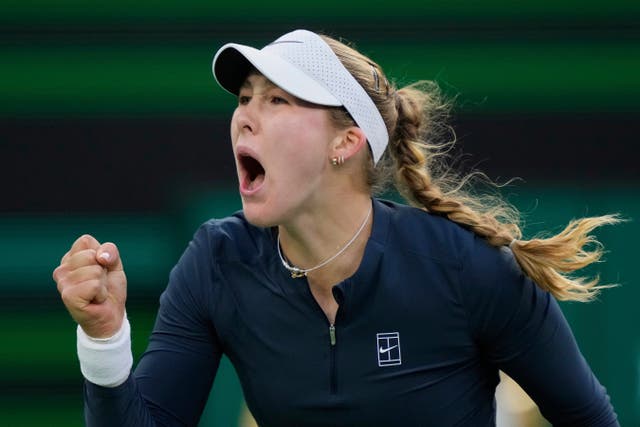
[212,29,389,164]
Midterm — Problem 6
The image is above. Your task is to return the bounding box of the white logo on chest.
[376,332,401,367]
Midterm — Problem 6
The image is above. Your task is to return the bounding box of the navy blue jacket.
[84,199,618,426]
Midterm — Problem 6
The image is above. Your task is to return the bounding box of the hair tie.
[371,64,380,92]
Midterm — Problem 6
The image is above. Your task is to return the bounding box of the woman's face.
[230,73,342,227]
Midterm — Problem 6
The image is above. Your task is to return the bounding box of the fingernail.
[99,252,111,261]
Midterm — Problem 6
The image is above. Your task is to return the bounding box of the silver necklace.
[277,203,373,278]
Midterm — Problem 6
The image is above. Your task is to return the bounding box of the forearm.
[79,226,221,427]
[84,376,160,427]
[78,317,160,426]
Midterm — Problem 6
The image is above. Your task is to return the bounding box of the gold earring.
[331,155,345,166]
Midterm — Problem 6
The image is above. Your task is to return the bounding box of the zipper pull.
[329,324,336,346]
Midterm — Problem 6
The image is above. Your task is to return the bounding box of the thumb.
[96,242,123,271]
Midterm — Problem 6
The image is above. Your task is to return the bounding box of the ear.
[330,126,367,163]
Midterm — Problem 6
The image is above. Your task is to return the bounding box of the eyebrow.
[239,73,278,92]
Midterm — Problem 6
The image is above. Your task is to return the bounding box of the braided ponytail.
[322,34,621,302]
[389,84,620,302]
[390,83,518,247]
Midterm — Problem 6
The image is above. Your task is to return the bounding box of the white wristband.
[76,316,133,388]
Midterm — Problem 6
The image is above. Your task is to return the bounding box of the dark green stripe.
[0,214,180,289]
[3,0,640,23]
[0,308,155,378]
[2,42,639,116]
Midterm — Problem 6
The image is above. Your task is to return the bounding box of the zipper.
[329,323,337,394]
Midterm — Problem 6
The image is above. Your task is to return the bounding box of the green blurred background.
[1,1,638,425]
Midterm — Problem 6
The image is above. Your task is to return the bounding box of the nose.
[233,102,257,136]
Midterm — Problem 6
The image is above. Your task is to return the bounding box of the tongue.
[247,173,265,191]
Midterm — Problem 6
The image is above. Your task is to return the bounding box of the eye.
[270,96,288,105]
[238,95,251,105]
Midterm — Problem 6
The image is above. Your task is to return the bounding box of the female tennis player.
[53,29,619,426]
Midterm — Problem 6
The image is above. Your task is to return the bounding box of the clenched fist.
[53,234,127,338]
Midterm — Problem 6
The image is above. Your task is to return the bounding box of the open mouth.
[239,153,266,193]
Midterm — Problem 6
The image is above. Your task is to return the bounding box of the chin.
[241,202,279,228]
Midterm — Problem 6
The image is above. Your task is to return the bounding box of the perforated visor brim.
[212,43,342,107]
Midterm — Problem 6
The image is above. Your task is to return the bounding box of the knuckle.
[58,274,80,293]
[60,250,71,265]
[73,234,87,247]
[52,266,62,282]
[59,286,74,303]
[72,234,99,251]
[79,233,94,242]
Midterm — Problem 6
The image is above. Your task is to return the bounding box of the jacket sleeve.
[84,224,223,427]
[460,235,619,427]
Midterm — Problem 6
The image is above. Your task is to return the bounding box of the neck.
[277,195,373,285]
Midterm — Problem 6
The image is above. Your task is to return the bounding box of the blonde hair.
[321,34,621,302]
